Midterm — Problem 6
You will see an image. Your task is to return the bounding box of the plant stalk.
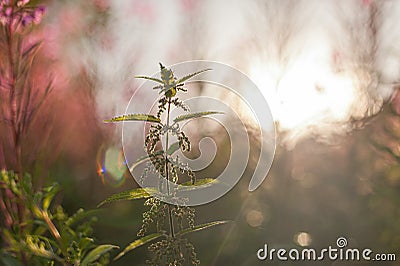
[4,4,27,264]
[165,98,175,238]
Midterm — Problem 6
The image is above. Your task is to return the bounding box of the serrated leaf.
[177,221,230,237]
[173,111,223,123]
[97,188,155,207]
[114,233,163,261]
[176,68,212,84]
[104,114,160,123]
[81,245,119,266]
[134,75,163,84]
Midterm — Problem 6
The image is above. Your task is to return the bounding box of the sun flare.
[249,58,358,137]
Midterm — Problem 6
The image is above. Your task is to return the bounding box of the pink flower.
[17,0,30,8]
[33,6,46,24]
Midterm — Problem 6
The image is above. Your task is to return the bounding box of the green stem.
[165,98,175,238]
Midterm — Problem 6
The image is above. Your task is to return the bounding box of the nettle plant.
[101,63,229,265]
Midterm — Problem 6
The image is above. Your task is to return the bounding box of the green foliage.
[173,111,223,123]
[103,63,229,264]
[104,114,161,123]
[177,221,230,237]
[114,233,163,261]
[0,170,117,265]
[97,188,154,207]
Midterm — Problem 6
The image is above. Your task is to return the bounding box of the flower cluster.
[0,0,46,27]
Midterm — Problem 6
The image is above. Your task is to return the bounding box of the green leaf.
[177,221,230,237]
[65,209,100,227]
[129,150,164,172]
[134,75,163,84]
[114,233,163,261]
[0,253,24,266]
[173,111,223,123]
[176,68,212,84]
[42,183,60,211]
[81,245,119,266]
[104,114,160,123]
[179,178,216,187]
[25,235,63,262]
[97,188,155,207]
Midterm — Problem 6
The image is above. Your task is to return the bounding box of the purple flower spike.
[33,5,46,24]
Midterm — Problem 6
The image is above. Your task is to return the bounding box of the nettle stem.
[165,98,175,238]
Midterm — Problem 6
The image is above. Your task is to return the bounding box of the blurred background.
[1,0,400,265]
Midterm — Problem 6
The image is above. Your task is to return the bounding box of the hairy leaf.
[114,233,163,261]
[134,75,163,84]
[81,245,119,266]
[98,188,155,207]
[176,68,212,84]
[177,221,230,237]
[173,111,223,123]
[104,114,160,123]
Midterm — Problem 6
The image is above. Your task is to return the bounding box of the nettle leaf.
[179,178,216,187]
[98,188,155,207]
[173,111,223,123]
[114,233,163,261]
[177,221,230,237]
[81,245,119,266]
[176,68,212,84]
[134,75,163,84]
[129,150,163,172]
[104,114,160,123]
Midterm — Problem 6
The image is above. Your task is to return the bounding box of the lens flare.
[249,57,372,146]
[96,145,128,187]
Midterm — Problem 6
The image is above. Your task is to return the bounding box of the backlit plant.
[101,63,229,265]
[0,1,116,264]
